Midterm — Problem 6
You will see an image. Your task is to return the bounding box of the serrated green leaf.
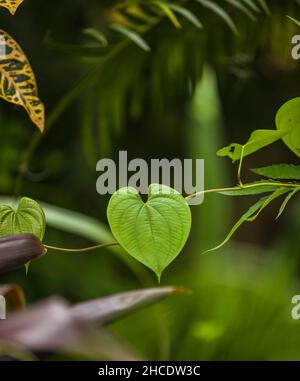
[195,0,238,35]
[0,197,46,241]
[110,24,150,51]
[225,0,256,21]
[276,187,300,219]
[151,1,182,28]
[251,164,300,180]
[168,4,202,28]
[217,129,291,162]
[107,184,191,280]
[203,196,268,254]
[276,98,300,158]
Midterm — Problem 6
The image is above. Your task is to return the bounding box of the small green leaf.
[217,128,291,162]
[0,197,46,241]
[107,184,191,280]
[151,1,182,28]
[195,0,238,35]
[251,164,300,180]
[168,4,202,28]
[110,24,151,52]
[276,97,300,158]
[203,196,268,254]
[276,187,300,219]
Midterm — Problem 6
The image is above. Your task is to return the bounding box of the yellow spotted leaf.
[0,30,45,132]
[0,0,24,15]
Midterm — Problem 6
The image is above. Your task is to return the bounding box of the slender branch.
[44,241,119,253]
[237,146,245,186]
[185,181,299,200]
[42,181,299,252]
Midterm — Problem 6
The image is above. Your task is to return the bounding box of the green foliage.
[276,97,300,158]
[0,197,46,241]
[195,0,238,34]
[213,96,300,253]
[167,4,202,28]
[110,24,151,52]
[151,1,182,28]
[203,196,269,254]
[219,182,278,196]
[247,187,291,221]
[204,185,293,254]
[224,0,257,21]
[287,15,300,26]
[277,187,300,219]
[107,184,191,280]
[217,129,291,163]
[252,164,300,180]
[1,0,300,361]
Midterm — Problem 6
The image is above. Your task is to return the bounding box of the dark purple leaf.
[0,234,45,274]
[71,287,183,324]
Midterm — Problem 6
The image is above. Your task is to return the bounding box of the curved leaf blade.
[247,187,290,221]
[168,4,202,28]
[257,0,270,15]
[276,187,300,219]
[225,0,256,21]
[242,0,260,12]
[251,164,300,180]
[110,24,150,52]
[196,0,238,35]
[203,196,268,254]
[217,129,291,162]
[151,1,182,28]
[0,30,45,131]
[276,97,300,158]
[71,287,183,325]
[287,15,300,27]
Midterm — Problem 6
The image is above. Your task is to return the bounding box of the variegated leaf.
[0,30,45,132]
[0,0,24,15]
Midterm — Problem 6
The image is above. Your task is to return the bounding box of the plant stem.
[44,241,119,253]
[237,146,245,186]
[43,181,299,253]
[185,181,299,200]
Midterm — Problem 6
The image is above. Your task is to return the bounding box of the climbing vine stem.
[43,180,299,254]
[44,241,119,253]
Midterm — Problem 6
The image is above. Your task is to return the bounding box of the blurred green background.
[1,0,300,360]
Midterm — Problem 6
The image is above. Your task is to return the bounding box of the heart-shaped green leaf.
[0,197,46,241]
[107,184,191,280]
[276,97,300,158]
